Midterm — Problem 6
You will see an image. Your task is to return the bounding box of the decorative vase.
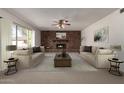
[62,51,66,57]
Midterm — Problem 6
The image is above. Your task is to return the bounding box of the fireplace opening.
[56,44,66,49]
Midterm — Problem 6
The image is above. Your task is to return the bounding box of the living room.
[0,8,124,84]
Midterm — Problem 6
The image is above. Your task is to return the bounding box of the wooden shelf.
[53,39,68,42]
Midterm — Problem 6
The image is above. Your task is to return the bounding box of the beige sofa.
[13,46,45,69]
[80,46,115,68]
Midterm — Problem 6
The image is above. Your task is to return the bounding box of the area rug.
[25,53,97,72]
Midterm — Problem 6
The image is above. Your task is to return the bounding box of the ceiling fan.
[52,19,71,29]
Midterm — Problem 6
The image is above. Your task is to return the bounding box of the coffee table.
[54,53,72,67]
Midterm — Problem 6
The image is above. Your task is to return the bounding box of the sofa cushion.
[80,46,84,52]
[97,49,113,54]
[14,49,32,55]
[32,52,43,60]
[80,52,96,63]
[83,46,92,53]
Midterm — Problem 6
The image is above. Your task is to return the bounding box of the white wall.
[81,9,124,60]
[82,9,124,46]
[0,19,12,70]
[35,30,41,46]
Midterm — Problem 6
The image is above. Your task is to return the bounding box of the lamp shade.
[110,45,122,51]
[6,45,17,51]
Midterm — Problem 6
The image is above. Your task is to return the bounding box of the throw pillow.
[92,46,97,54]
[33,47,41,53]
[80,46,84,52]
[40,46,45,52]
[83,46,92,53]
[99,47,105,49]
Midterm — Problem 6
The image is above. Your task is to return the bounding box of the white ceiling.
[5,8,117,31]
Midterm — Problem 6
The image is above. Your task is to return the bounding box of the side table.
[108,58,124,76]
[4,58,18,75]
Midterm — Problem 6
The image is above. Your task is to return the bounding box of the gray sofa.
[13,46,45,69]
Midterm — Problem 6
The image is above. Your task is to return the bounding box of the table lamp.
[110,45,122,58]
[6,45,17,59]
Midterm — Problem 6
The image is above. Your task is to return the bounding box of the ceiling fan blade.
[52,19,70,28]
[65,24,71,25]
[64,20,68,22]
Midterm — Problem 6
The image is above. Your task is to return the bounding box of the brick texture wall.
[41,31,81,52]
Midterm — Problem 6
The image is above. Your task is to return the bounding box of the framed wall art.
[94,26,109,42]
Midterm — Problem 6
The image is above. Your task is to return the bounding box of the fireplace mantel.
[53,39,68,42]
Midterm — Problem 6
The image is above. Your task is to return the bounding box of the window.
[11,24,17,45]
[28,30,35,47]
[17,26,28,49]
[11,24,35,49]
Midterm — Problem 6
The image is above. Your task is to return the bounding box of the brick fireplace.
[41,31,81,52]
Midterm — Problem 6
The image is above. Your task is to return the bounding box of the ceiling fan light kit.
[53,19,71,29]
[56,24,65,29]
